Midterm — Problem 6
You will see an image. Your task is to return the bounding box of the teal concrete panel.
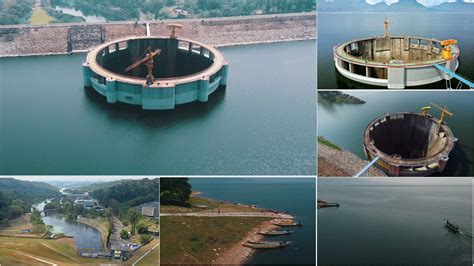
[82,63,92,87]
[106,78,118,103]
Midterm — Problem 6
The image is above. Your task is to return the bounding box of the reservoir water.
[54,6,107,23]
[318,178,472,265]
[0,41,316,175]
[34,201,103,251]
[190,178,316,265]
[317,12,474,89]
[318,91,474,176]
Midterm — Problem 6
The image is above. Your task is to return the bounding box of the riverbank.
[214,221,278,265]
[318,141,386,177]
[76,217,109,250]
[0,12,316,58]
[161,194,294,264]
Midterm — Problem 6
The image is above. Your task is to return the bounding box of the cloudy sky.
[366,0,474,6]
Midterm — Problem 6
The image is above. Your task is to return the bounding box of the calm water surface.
[0,41,316,175]
[34,201,103,251]
[318,12,474,89]
[190,178,316,265]
[318,178,472,265]
[318,91,474,176]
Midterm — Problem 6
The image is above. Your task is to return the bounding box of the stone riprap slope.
[0,12,315,57]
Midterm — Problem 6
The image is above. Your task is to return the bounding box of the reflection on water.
[33,201,102,251]
[0,41,316,175]
[318,178,472,265]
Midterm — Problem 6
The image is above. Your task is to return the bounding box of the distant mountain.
[0,178,60,203]
[78,179,132,192]
[318,0,474,12]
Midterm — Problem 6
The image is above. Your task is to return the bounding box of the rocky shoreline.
[0,12,316,58]
[318,142,386,177]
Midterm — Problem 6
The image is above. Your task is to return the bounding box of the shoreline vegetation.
[318,91,366,104]
[160,178,295,264]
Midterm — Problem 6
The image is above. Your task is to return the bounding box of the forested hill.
[0,178,60,203]
[90,178,160,208]
[0,178,60,224]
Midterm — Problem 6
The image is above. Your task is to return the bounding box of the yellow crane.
[430,102,454,124]
[125,47,161,85]
[440,39,457,60]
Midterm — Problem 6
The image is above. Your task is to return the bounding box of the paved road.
[108,216,128,250]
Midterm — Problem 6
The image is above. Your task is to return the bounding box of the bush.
[120,229,129,239]
[139,234,152,244]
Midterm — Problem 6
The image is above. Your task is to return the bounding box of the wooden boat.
[243,240,290,249]
[258,230,292,236]
[444,219,459,233]
[272,219,302,227]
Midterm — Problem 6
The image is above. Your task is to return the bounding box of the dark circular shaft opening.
[368,113,448,159]
[97,38,214,80]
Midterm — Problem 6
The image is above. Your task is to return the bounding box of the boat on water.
[258,230,292,236]
[444,219,459,233]
[272,219,302,227]
[243,240,291,249]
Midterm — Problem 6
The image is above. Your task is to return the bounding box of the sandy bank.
[213,220,279,265]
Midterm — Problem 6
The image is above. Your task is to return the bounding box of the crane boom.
[125,48,161,72]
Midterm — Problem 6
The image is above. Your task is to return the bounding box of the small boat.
[444,219,459,233]
[243,240,290,249]
[258,230,292,236]
[272,219,302,227]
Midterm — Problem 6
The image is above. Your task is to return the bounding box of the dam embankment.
[0,12,316,58]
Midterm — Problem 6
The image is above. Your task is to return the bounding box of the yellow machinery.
[430,102,454,124]
[421,106,432,116]
[441,39,457,60]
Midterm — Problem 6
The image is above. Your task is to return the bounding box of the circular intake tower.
[82,35,228,110]
[333,19,460,89]
[363,112,456,176]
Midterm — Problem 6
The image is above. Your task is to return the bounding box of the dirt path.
[161,212,294,219]
[40,242,81,263]
[213,221,278,265]
[15,251,58,266]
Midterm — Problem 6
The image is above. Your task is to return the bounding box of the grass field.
[161,196,261,214]
[318,136,341,151]
[30,6,54,25]
[134,239,160,266]
[160,216,270,264]
[0,236,108,265]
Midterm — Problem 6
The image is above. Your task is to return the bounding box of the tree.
[120,229,129,239]
[136,220,149,234]
[160,178,192,206]
[127,208,140,235]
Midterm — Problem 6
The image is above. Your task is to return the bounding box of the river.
[317,12,474,89]
[318,178,472,265]
[0,41,316,175]
[189,178,316,265]
[318,91,474,176]
[33,200,103,251]
[54,6,107,23]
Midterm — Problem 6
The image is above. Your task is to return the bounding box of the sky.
[366,0,474,6]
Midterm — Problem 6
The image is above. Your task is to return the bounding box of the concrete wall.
[0,13,316,57]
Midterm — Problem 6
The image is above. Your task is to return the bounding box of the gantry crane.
[125,47,161,85]
[168,23,183,39]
